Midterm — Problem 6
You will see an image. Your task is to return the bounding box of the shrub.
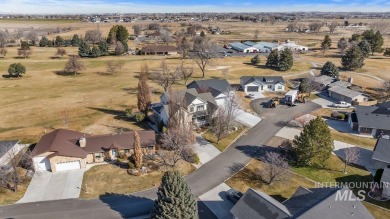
[339,114,345,120]
[119,152,128,160]
[331,111,341,119]
[192,154,200,164]
[128,161,136,169]
[134,112,145,122]
[125,108,133,118]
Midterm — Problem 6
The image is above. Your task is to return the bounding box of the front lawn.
[80,160,195,199]
[330,130,377,150]
[202,128,245,151]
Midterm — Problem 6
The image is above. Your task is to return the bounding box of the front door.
[112,149,118,158]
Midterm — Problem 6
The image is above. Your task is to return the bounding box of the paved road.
[0,100,320,219]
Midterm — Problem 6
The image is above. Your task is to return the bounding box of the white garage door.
[55,160,80,172]
[33,156,51,172]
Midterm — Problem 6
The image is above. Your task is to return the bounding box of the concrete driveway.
[199,183,234,219]
[18,169,85,203]
[235,109,262,128]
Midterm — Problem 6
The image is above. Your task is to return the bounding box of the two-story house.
[152,88,218,127]
[187,79,233,106]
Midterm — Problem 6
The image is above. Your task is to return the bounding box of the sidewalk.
[193,134,221,168]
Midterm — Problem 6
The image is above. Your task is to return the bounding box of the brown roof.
[141,45,177,53]
[32,129,156,159]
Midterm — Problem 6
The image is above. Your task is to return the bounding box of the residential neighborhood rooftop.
[328,86,364,99]
[241,76,285,85]
[355,105,390,131]
[187,78,232,98]
[372,136,390,163]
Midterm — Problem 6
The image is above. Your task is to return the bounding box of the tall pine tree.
[278,48,293,71]
[341,45,365,70]
[293,116,333,167]
[357,40,371,58]
[320,61,339,78]
[151,171,198,219]
[266,49,279,69]
[321,35,332,53]
[137,64,151,114]
[133,131,143,168]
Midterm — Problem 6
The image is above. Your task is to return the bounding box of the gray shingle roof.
[241,76,285,86]
[313,75,336,85]
[283,187,373,219]
[231,188,291,219]
[187,79,232,98]
[355,105,390,130]
[0,140,19,158]
[230,42,252,50]
[164,88,217,108]
[328,86,364,99]
[372,137,390,163]
[328,80,352,88]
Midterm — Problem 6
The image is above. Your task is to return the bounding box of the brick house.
[32,129,156,172]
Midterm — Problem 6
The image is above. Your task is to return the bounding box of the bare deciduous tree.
[56,47,67,58]
[379,80,390,102]
[152,60,181,91]
[18,48,31,58]
[369,22,390,35]
[106,60,124,74]
[328,22,338,34]
[177,36,192,59]
[308,22,324,33]
[137,64,151,114]
[85,29,102,45]
[159,29,172,45]
[210,88,241,143]
[343,147,360,174]
[0,47,7,58]
[115,41,125,55]
[190,36,217,78]
[132,24,142,36]
[259,151,290,185]
[0,30,8,47]
[176,62,194,85]
[133,131,143,168]
[337,38,350,54]
[64,55,85,75]
[287,22,298,32]
[253,30,260,40]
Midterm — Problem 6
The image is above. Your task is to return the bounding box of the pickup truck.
[332,101,352,108]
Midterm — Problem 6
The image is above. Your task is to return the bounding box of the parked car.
[332,101,352,108]
[226,188,244,204]
[246,93,255,99]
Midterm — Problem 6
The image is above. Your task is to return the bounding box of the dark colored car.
[226,189,244,204]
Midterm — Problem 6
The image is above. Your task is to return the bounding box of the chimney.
[79,137,86,147]
[348,77,353,84]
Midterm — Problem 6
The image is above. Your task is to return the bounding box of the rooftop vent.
[79,137,86,147]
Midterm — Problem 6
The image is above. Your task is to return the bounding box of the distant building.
[139,45,178,55]
[229,42,259,53]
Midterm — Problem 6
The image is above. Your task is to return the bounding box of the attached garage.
[247,86,259,92]
[55,160,81,172]
[33,156,51,172]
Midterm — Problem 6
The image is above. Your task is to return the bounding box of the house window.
[277,86,283,90]
[112,149,118,157]
[268,85,272,89]
[189,107,194,112]
[124,149,129,154]
[95,153,102,159]
[197,105,205,111]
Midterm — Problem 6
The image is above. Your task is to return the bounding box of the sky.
[1,0,390,14]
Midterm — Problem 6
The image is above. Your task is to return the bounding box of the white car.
[332,101,352,108]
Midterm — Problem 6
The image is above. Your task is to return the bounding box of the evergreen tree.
[341,46,365,70]
[200,31,206,37]
[357,40,372,58]
[151,170,198,219]
[384,48,390,57]
[320,61,339,78]
[133,131,143,168]
[78,40,91,56]
[293,117,333,167]
[55,36,64,47]
[349,33,361,43]
[137,64,151,114]
[251,54,260,65]
[8,63,26,77]
[98,41,109,55]
[20,41,30,50]
[71,34,81,46]
[39,36,50,47]
[91,46,101,57]
[362,30,383,55]
[278,48,293,71]
[107,25,129,43]
[266,49,279,69]
[321,35,332,53]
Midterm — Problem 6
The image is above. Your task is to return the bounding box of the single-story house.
[328,86,368,104]
[231,187,373,219]
[0,140,21,166]
[32,129,156,172]
[312,75,336,91]
[348,102,390,137]
[139,45,178,55]
[187,79,233,106]
[240,76,285,94]
[277,42,309,51]
[229,42,258,53]
[152,88,218,127]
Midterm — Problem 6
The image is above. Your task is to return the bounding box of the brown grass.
[0,168,31,205]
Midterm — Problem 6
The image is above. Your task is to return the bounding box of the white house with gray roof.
[328,86,368,104]
[187,79,233,106]
[152,88,217,127]
[240,76,285,95]
[231,187,373,219]
[229,42,258,53]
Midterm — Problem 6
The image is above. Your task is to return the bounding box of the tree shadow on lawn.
[235,145,280,160]
[53,70,79,76]
[99,192,154,218]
